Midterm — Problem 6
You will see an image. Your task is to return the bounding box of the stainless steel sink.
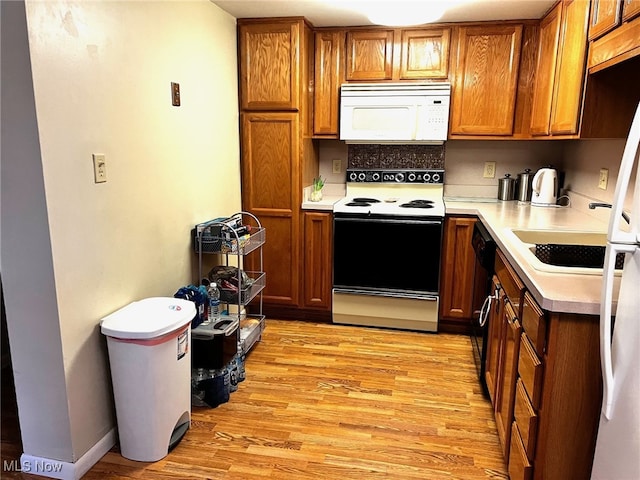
[505,228,620,275]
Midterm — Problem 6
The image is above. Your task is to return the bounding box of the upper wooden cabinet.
[345,29,395,81]
[623,0,640,21]
[530,3,562,136]
[549,0,591,135]
[314,30,344,136]
[345,27,452,82]
[399,28,451,79]
[590,0,623,40]
[450,24,523,136]
[531,0,590,137]
[239,19,303,111]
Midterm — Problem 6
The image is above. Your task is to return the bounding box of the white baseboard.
[20,428,116,480]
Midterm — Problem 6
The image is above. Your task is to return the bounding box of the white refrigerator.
[591,102,640,480]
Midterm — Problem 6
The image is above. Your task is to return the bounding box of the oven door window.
[333,216,442,295]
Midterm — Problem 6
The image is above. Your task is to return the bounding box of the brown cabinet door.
[345,29,394,81]
[241,112,300,306]
[530,2,562,136]
[439,216,476,330]
[303,211,333,310]
[484,276,503,405]
[450,24,523,135]
[399,28,451,79]
[623,0,640,21]
[589,0,623,40]
[314,30,344,137]
[495,300,522,460]
[239,20,300,111]
[550,0,590,135]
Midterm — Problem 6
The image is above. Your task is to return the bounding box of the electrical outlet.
[483,161,496,179]
[332,159,342,174]
[598,168,609,190]
[93,154,107,183]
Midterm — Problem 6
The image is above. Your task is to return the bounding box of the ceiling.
[212,0,557,28]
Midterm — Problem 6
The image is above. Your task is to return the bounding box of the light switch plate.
[93,154,107,183]
[332,159,342,174]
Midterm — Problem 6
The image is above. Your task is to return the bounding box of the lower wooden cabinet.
[439,216,476,333]
[488,248,603,480]
[302,211,332,310]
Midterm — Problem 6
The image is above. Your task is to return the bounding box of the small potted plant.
[310,176,325,202]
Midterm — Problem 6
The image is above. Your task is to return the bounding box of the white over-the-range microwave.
[339,82,451,144]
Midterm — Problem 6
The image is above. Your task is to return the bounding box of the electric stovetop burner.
[400,199,435,208]
[346,197,382,207]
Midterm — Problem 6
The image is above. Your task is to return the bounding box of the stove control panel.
[347,169,444,184]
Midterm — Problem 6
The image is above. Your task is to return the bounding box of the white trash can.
[101,297,195,462]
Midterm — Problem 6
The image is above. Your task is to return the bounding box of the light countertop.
[445,198,614,316]
[301,183,345,211]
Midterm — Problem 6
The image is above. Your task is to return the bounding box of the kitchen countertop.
[301,183,345,211]
[445,198,614,316]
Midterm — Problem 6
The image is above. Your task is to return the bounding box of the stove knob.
[372,172,380,181]
[432,173,441,183]
[408,172,416,182]
[423,173,431,183]
[349,172,358,182]
[358,172,366,181]
[395,172,405,182]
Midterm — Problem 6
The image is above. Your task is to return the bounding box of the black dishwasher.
[470,221,496,397]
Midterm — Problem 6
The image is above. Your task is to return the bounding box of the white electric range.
[332,169,445,333]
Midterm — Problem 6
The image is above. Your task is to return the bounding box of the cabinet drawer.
[521,292,546,355]
[514,378,538,461]
[495,250,525,313]
[518,333,544,409]
[509,422,533,480]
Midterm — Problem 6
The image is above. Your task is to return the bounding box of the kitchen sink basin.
[505,228,622,275]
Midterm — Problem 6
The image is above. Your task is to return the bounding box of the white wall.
[2,0,241,464]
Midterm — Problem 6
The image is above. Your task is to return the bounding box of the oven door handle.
[333,288,438,301]
[334,217,442,226]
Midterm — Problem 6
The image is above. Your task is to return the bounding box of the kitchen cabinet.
[487,249,603,480]
[314,30,344,137]
[529,2,562,136]
[239,20,304,111]
[302,211,332,310]
[484,275,503,405]
[345,29,394,81]
[439,216,476,334]
[589,0,623,40]
[450,24,523,136]
[623,0,640,21]
[549,0,591,135]
[238,18,320,317]
[492,250,525,458]
[530,0,590,137]
[399,28,451,79]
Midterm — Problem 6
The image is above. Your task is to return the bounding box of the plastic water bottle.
[207,282,220,323]
[229,359,238,393]
[237,341,246,382]
[191,368,207,406]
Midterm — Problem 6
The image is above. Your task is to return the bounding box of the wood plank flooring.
[1,320,507,479]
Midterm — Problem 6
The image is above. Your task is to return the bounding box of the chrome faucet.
[589,202,630,224]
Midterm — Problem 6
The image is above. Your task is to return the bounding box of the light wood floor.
[1,320,507,479]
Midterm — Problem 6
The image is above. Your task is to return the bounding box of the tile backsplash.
[347,144,445,169]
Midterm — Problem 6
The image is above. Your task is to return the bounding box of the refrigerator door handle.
[600,243,637,419]
[608,102,640,244]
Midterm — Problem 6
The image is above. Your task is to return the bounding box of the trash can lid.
[100,297,195,340]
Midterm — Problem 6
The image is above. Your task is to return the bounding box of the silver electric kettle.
[531,167,558,206]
